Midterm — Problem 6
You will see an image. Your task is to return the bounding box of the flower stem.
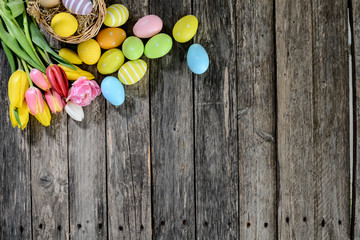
[21,58,33,87]
[37,47,50,65]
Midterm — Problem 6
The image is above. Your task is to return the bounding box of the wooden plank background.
[0,0,357,239]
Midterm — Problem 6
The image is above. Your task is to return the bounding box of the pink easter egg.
[133,15,163,38]
[62,0,93,15]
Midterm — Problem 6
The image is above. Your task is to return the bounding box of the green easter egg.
[122,36,144,60]
[144,33,173,59]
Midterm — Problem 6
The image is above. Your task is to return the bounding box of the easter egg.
[97,49,125,75]
[187,44,209,74]
[104,4,129,27]
[62,0,93,15]
[144,33,172,59]
[59,48,82,65]
[77,39,101,65]
[101,76,125,106]
[122,37,144,60]
[40,0,60,8]
[133,15,163,38]
[173,15,198,43]
[118,60,147,85]
[51,13,78,37]
[96,28,126,49]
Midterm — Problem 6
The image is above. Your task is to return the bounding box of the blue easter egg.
[101,76,125,106]
[187,43,209,74]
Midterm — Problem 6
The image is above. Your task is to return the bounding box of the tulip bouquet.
[2,0,101,129]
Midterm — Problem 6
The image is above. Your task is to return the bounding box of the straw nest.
[27,0,106,44]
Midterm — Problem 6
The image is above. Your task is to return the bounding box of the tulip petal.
[65,101,84,121]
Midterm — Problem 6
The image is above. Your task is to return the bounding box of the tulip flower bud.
[45,89,64,113]
[46,65,69,98]
[25,87,44,115]
[8,70,29,109]
[9,100,29,130]
[30,69,51,91]
[35,102,51,127]
[65,101,84,121]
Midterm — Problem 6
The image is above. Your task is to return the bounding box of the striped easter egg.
[118,60,147,85]
[104,4,129,27]
[62,0,93,15]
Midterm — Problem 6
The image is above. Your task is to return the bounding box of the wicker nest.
[27,0,106,44]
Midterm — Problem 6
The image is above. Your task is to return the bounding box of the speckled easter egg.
[133,15,163,38]
[101,76,125,106]
[77,39,101,65]
[144,33,172,59]
[187,43,209,74]
[122,36,144,60]
[118,60,147,85]
[104,4,129,27]
[51,13,78,37]
[97,49,125,75]
[173,15,198,43]
[96,28,126,49]
[62,0,93,15]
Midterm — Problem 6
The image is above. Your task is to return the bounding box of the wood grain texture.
[0,52,31,240]
[30,36,69,240]
[277,0,350,239]
[106,0,152,239]
[193,0,238,239]
[237,0,277,239]
[68,65,107,239]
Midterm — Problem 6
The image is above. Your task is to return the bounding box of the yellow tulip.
[9,100,29,130]
[8,70,29,108]
[59,48,82,65]
[34,102,51,126]
[59,64,95,81]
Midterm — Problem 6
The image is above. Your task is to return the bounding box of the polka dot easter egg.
[173,15,198,43]
[118,60,147,85]
[122,37,144,61]
[78,39,101,65]
[144,33,173,59]
[101,76,125,106]
[133,15,163,38]
[96,28,127,49]
[97,49,125,75]
[187,44,209,74]
[62,0,93,15]
[104,4,129,27]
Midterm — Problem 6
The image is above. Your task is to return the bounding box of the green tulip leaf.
[13,108,22,129]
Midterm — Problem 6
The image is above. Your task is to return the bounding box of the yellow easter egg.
[77,39,101,65]
[59,48,82,65]
[173,15,198,43]
[97,49,125,75]
[51,13,78,37]
[118,60,147,85]
[104,4,129,27]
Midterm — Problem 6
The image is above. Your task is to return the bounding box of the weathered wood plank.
[277,0,350,239]
[149,0,195,239]
[106,0,152,239]
[68,65,107,239]
[193,0,238,239]
[30,36,69,240]
[237,0,277,239]
[0,52,32,239]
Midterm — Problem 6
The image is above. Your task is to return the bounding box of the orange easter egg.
[96,28,127,49]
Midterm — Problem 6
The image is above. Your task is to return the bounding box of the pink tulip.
[30,69,51,91]
[66,77,101,106]
[25,87,44,115]
[45,89,65,113]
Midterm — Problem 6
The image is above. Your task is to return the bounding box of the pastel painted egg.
[118,60,147,85]
[97,49,125,75]
[62,0,93,15]
[173,15,198,43]
[187,44,209,74]
[77,39,101,65]
[51,13,78,37]
[96,28,126,49]
[101,76,125,106]
[40,0,60,8]
[104,4,129,27]
[133,15,163,38]
[122,36,144,60]
[144,33,172,59]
